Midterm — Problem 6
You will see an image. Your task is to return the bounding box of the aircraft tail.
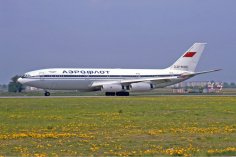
[169,43,207,72]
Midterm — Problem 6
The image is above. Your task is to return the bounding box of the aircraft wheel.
[116,92,129,96]
[105,92,115,96]
[44,91,50,96]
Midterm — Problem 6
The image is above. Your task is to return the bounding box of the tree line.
[7,75,25,92]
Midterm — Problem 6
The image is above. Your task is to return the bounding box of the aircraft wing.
[91,69,221,88]
[91,76,179,87]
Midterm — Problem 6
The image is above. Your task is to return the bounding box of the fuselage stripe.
[22,74,181,79]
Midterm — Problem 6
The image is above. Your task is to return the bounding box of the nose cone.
[17,77,24,84]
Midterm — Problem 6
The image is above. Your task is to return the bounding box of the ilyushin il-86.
[18,43,220,96]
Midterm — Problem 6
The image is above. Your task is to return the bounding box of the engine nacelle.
[130,82,154,92]
[101,84,122,92]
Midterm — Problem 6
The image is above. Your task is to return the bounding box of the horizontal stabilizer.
[181,69,222,77]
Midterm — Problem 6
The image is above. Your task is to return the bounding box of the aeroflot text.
[63,70,110,74]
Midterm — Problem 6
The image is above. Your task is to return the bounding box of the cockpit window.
[22,74,31,78]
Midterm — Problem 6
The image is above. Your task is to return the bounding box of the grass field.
[0,96,236,156]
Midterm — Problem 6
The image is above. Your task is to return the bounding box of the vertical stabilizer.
[169,43,206,72]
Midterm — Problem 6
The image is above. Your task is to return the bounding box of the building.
[171,81,223,94]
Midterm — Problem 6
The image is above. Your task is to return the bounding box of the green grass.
[0,96,236,156]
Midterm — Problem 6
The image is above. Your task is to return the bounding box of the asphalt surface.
[0,95,235,98]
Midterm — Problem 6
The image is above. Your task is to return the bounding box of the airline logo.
[183,52,196,57]
[63,70,110,74]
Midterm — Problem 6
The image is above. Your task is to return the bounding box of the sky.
[0,0,235,84]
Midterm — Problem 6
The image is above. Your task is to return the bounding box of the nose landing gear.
[44,91,50,96]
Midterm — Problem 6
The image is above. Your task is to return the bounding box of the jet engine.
[130,82,154,91]
[101,84,122,92]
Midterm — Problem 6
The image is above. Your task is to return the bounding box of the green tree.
[8,75,24,92]
[223,82,229,88]
[230,82,236,88]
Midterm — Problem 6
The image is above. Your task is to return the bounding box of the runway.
[0,95,235,99]
[0,96,106,99]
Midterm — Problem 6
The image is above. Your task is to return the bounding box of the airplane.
[17,43,221,96]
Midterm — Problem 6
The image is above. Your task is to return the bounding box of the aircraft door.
[39,72,44,80]
[136,73,141,78]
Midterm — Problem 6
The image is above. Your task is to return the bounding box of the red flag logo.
[183,52,196,57]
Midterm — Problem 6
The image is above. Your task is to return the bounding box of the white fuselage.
[18,43,219,95]
[18,68,188,91]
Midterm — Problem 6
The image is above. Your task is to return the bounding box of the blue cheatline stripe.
[23,74,180,79]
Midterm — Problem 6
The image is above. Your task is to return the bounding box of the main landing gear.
[105,92,129,96]
[44,91,50,96]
